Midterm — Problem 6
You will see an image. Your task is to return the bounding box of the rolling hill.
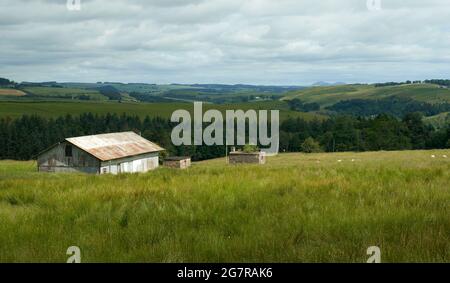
[283,83,450,107]
[4,82,305,104]
[3,80,450,121]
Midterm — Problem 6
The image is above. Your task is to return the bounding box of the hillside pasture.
[0,150,448,262]
[22,86,107,100]
[284,84,450,107]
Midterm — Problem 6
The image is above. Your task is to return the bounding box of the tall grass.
[0,150,449,262]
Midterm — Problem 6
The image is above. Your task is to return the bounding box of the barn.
[37,131,165,174]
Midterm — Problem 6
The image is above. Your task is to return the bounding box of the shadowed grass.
[0,150,449,262]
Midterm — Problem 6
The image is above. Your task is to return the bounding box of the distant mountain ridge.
[312,81,347,87]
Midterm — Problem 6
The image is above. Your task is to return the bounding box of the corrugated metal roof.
[66,131,165,161]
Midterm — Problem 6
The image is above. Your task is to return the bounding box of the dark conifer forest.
[1,112,448,161]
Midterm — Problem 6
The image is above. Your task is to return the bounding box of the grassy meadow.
[0,150,449,263]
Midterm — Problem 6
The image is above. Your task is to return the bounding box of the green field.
[0,100,326,121]
[22,86,107,100]
[284,84,450,107]
[0,150,449,262]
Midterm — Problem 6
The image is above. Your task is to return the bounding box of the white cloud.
[0,0,449,84]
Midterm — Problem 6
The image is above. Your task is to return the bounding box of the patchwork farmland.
[0,89,26,96]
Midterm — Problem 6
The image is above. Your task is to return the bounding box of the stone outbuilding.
[163,156,191,169]
[228,150,266,165]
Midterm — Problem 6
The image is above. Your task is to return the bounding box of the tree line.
[0,112,448,161]
[279,113,449,152]
[374,81,422,87]
[424,79,450,87]
[326,96,450,117]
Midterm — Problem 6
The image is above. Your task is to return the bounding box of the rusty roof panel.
[66,131,164,161]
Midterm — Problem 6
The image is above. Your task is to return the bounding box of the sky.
[1,0,450,85]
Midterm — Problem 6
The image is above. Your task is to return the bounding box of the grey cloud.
[0,0,449,84]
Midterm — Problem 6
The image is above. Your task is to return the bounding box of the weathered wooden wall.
[37,140,162,174]
[99,152,159,174]
[37,142,100,173]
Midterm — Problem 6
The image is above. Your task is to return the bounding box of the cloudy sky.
[1,0,449,85]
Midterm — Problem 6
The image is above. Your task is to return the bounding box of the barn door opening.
[65,144,73,165]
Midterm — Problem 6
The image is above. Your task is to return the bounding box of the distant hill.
[3,77,450,119]
[96,85,122,100]
[285,83,450,106]
[311,81,347,87]
[13,82,306,104]
[20,86,107,101]
[283,83,450,118]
